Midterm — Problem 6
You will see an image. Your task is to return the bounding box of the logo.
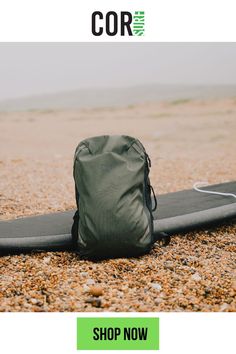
[91,11,145,37]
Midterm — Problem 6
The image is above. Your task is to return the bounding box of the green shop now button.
[77,317,159,350]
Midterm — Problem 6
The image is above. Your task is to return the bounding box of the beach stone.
[85,297,101,308]
[86,278,95,285]
[30,298,39,305]
[81,272,88,277]
[43,256,51,264]
[188,256,198,262]
[220,303,229,311]
[191,273,201,281]
[204,287,212,296]
[181,258,188,266]
[164,261,174,270]
[151,283,162,291]
[83,285,90,292]
[89,286,103,297]
[154,298,163,305]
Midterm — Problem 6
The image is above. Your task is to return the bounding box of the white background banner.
[0,313,235,354]
[0,0,236,41]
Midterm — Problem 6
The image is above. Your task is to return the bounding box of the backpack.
[71,135,168,259]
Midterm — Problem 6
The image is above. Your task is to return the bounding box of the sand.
[0,97,235,311]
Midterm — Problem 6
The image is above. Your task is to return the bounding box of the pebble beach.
[0,97,235,312]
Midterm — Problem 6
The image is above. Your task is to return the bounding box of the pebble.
[181,259,188,266]
[220,303,229,311]
[154,298,163,305]
[204,287,212,296]
[86,279,95,285]
[43,256,51,264]
[151,283,162,291]
[83,285,90,292]
[81,272,88,277]
[191,273,202,281]
[30,298,39,305]
[85,297,102,308]
[89,286,103,297]
[188,256,198,263]
[164,261,174,270]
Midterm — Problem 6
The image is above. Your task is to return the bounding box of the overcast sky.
[0,43,236,101]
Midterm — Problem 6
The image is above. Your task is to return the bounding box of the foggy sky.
[0,43,236,101]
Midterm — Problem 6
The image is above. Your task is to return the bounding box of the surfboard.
[0,181,235,254]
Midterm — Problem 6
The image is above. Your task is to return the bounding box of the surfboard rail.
[0,181,235,254]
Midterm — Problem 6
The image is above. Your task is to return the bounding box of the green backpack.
[72,135,166,259]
